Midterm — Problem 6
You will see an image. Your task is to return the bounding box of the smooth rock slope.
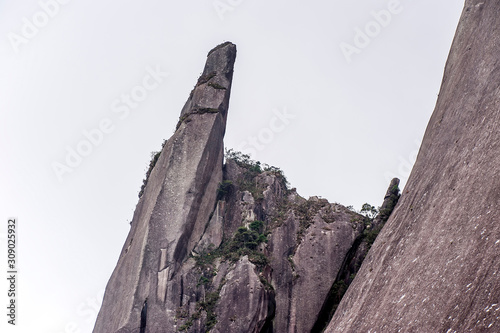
[326,2,500,332]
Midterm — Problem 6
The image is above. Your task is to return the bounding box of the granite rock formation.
[326,1,500,332]
[93,42,399,333]
[93,42,236,333]
[96,2,500,331]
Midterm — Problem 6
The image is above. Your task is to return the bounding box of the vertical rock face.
[188,157,377,333]
[310,178,401,332]
[326,2,500,332]
[93,42,236,333]
[94,43,400,333]
[267,194,364,333]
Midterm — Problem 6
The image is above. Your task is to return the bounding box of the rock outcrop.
[93,42,399,333]
[326,2,500,332]
[93,42,236,333]
[95,3,500,331]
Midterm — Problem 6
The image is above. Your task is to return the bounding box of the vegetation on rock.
[216,180,233,201]
[194,220,269,270]
[182,219,270,332]
[225,149,289,199]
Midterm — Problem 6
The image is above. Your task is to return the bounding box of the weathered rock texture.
[93,42,236,333]
[94,43,399,333]
[311,178,400,332]
[326,2,500,332]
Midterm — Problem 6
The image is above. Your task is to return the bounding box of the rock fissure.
[139,299,147,333]
[310,235,364,333]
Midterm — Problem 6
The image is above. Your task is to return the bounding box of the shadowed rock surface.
[93,42,399,333]
[326,2,500,332]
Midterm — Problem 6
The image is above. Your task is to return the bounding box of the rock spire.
[93,42,236,333]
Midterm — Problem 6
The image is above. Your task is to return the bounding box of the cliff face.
[93,42,236,333]
[93,42,399,333]
[326,1,500,332]
[95,3,500,331]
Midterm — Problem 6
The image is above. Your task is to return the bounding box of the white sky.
[0,1,464,332]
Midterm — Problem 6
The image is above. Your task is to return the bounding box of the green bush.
[139,151,161,198]
[364,228,380,249]
[187,220,272,332]
[194,244,217,269]
[249,220,264,232]
[178,319,193,331]
[224,149,289,191]
[198,292,220,330]
[360,203,378,219]
[197,275,211,287]
[228,227,261,252]
[194,222,269,270]
[217,180,233,200]
[257,234,268,243]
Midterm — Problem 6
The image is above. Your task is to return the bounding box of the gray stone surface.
[326,2,500,332]
[267,194,365,333]
[212,256,273,333]
[94,42,400,333]
[93,42,236,333]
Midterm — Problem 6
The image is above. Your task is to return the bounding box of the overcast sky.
[1,1,464,332]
